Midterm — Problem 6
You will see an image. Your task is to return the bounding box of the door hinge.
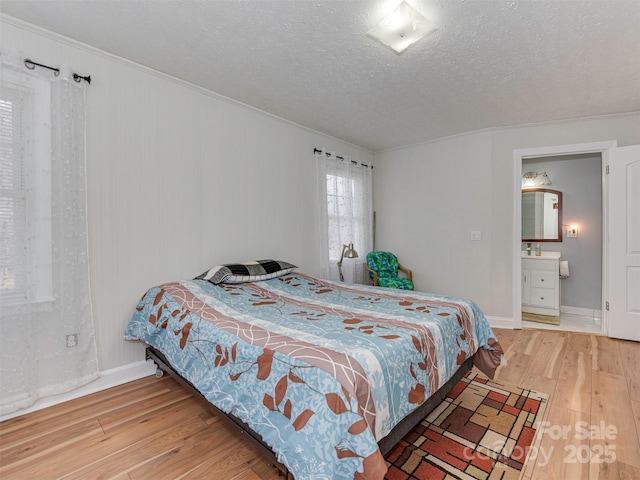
[606,165,610,174]
[606,301,609,311]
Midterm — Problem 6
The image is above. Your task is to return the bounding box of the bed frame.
[146,345,474,478]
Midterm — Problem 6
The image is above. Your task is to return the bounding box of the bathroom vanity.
[521,251,561,316]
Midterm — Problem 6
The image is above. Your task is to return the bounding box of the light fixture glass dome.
[522,171,538,189]
[367,1,437,54]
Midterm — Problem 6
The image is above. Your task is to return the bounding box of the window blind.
[0,82,27,301]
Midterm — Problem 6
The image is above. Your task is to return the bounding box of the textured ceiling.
[1,0,639,151]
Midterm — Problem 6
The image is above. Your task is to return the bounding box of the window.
[316,151,373,282]
[0,87,26,299]
[326,173,368,262]
[0,70,52,306]
[0,54,98,416]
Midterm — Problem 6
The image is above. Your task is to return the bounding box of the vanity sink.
[521,251,561,259]
[522,250,561,316]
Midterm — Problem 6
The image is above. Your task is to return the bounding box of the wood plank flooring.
[1,328,638,480]
[496,328,640,480]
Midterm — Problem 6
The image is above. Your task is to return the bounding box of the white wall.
[374,114,640,326]
[0,17,373,372]
[372,130,494,304]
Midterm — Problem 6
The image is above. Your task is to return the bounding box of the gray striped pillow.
[196,259,296,284]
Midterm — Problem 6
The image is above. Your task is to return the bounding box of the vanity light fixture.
[521,171,552,189]
[367,1,437,54]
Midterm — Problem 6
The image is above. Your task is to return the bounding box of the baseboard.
[0,359,156,422]
[486,315,517,329]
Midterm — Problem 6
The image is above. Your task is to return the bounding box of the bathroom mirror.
[522,188,563,242]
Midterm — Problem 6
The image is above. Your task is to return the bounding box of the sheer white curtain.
[0,51,98,415]
[315,150,373,283]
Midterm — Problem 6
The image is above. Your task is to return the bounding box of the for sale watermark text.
[463,421,618,467]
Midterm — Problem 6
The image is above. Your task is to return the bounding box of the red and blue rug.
[384,371,549,480]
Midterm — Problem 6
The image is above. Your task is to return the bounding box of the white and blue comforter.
[125,272,502,479]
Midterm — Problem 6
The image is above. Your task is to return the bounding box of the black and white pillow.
[196,259,297,284]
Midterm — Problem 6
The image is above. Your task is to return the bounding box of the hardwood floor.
[495,328,640,480]
[0,375,281,480]
[0,328,638,480]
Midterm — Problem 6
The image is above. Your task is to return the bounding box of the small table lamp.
[337,243,358,282]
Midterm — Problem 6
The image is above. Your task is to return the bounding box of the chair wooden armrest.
[398,264,413,282]
[365,264,379,286]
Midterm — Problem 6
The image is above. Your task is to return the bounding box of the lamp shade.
[343,243,358,259]
[337,243,358,282]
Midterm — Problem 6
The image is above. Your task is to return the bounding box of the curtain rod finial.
[73,73,91,84]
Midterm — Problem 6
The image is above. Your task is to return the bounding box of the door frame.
[513,141,617,331]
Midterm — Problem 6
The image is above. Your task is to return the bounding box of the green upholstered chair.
[365,251,414,290]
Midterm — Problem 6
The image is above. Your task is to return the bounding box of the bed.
[124,263,503,479]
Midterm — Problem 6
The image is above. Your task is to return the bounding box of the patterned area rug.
[384,371,549,480]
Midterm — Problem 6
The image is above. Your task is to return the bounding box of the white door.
[608,145,640,341]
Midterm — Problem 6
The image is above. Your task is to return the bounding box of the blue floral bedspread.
[124,272,501,479]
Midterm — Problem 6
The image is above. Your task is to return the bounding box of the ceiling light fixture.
[367,1,437,54]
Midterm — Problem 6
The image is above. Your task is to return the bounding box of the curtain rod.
[313,148,372,169]
[24,58,91,84]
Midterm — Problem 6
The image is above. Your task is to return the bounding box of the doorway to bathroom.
[513,141,615,335]
[520,153,603,333]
